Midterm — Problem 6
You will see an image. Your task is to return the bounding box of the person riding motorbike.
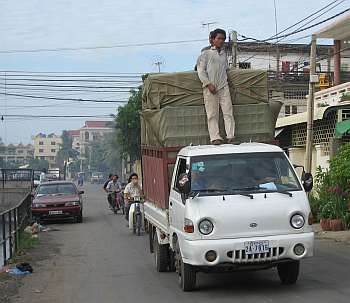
[106,174,122,210]
[124,173,143,224]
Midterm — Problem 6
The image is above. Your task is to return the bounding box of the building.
[224,41,350,117]
[276,82,350,174]
[33,133,62,166]
[0,143,34,166]
[78,121,113,157]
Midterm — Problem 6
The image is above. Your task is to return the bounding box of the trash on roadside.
[24,223,50,235]
[6,262,33,276]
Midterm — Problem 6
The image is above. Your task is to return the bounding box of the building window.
[283,90,308,100]
[40,156,45,160]
[17,150,23,154]
[51,149,56,153]
[85,132,89,141]
[292,105,298,114]
[39,149,44,153]
[39,141,44,145]
[50,156,55,160]
[51,141,56,145]
[239,62,251,69]
[285,105,291,116]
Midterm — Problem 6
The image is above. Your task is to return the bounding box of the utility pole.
[154,61,163,73]
[230,30,238,68]
[305,34,318,174]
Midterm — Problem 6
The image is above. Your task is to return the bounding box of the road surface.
[12,184,350,303]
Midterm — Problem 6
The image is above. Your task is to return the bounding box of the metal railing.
[0,169,33,266]
[0,168,34,189]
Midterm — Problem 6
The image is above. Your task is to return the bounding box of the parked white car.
[144,143,314,291]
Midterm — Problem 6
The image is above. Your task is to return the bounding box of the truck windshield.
[190,152,301,195]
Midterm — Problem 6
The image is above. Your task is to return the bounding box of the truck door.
[169,157,187,235]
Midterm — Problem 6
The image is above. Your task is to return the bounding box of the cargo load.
[141,101,282,147]
[142,69,268,110]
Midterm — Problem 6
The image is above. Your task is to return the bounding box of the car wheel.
[277,261,300,285]
[76,212,83,223]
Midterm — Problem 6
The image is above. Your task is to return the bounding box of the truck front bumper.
[179,232,314,267]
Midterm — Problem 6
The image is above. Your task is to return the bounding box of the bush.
[313,143,350,228]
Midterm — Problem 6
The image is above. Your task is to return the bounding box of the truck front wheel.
[154,235,169,272]
[277,261,300,285]
[175,241,196,291]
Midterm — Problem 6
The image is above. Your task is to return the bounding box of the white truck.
[143,143,314,291]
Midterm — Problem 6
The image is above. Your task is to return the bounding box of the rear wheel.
[175,241,196,291]
[154,235,169,272]
[277,261,300,285]
[136,214,142,236]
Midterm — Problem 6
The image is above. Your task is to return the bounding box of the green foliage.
[56,130,79,169]
[19,232,39,250]
[115,87,142,161]
[28,158,49,171]
[313,143,350,226]
[341,92,350,101]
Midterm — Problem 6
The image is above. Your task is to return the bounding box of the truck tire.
[175,241,196,291]
[168,248,176,272]
[154,235,169,272]
[277,261,300,285]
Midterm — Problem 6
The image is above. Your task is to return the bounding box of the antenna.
[152,56,165,73]
[201,21,218,33]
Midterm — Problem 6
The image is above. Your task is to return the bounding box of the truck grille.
[227,247,284,263]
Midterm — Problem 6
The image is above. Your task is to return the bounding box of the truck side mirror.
[301,172,313,192]
[178,173,191,196]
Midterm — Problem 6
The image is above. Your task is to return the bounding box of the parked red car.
[32,181,84,223]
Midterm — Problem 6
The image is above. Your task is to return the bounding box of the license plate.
[244,240,270,255]
[49,210,63,215]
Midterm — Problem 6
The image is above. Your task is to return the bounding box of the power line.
[0,38,208,54]
[0,92,129,103]
[2,83,138,89]
[268,0,344,41]
[240,8,350,43]
[0,86,136,93]
[1,114,113,118]
[0,78,142,83]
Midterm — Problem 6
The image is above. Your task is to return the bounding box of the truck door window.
[174,158,187,191]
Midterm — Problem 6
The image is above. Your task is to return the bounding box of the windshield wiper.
[264,189,293,197]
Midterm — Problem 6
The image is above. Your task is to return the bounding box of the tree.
[115,87,142,162]
[56,130,79,169]
[28,158,49,171]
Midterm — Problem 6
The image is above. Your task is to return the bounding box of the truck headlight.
[290,214,305,229]
[199,219,214,235]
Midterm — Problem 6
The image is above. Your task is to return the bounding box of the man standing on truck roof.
[197,28,235,145]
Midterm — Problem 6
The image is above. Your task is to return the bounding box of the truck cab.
[145,143,314,291]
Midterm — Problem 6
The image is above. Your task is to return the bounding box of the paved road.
[13,184,350,303]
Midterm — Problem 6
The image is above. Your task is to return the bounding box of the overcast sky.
[0,0,348,143]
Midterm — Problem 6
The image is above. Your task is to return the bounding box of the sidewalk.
[313,224,350,245]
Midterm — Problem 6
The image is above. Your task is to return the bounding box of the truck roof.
[178,143,283,157]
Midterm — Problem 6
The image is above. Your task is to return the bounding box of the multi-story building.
[224,41,350,117]
[0,143,34,166]
[78,121,113,157]
[33,133,62,166]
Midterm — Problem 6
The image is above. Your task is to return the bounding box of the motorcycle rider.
[124,173,143,221]
[106,174,122,210]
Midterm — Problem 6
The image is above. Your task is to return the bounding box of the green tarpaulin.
[142,69,268,110]
[335,119,350,138]
[140,101,282,147]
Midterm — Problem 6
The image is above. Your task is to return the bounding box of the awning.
[315,13,350,40]
[335,119,350,138]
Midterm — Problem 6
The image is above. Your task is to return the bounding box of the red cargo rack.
[141,146,182,210]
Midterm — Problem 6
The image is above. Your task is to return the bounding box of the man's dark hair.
[114,174,119,178]
[128,173,138,183]
[209,31,214,39]
[212,28,226,39]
